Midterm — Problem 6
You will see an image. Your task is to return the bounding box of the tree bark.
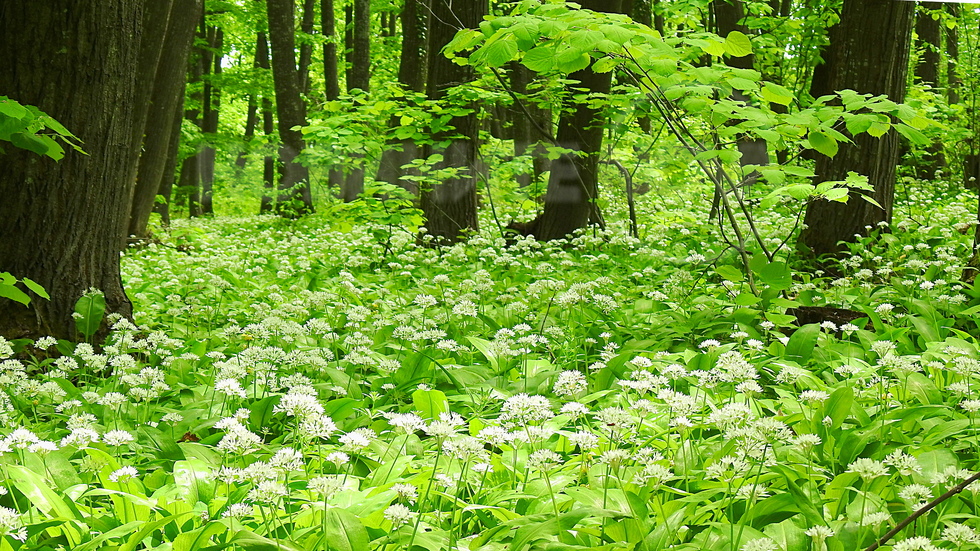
[799,0,914,258]
[420,0,489,244]
[255,31,277,214]
[915,8,941,88]
[0,0,145,340]
[154,104,186,227]
[510,61,552,189]
[266,0,314,215]
[321,0,344,192]
[376,0,431,196]
[129,0,203,240]
[946,3,960,104]
[200,25,223,216]
[342,0,372,202]
[298,0,317,94]
[519,0,624,241]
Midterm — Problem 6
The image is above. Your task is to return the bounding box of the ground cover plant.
[1,182,980,551]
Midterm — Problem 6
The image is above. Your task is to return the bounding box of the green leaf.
[823,187,849,202]
[482,38,518,67]
[807,130,838,158]
[784,324,819,364]
[522,46,556,73]
[591,56,619,73]
[74,290,106,338]
[893,123,929,146]
[0,283,31,306]
[723,31,753,57]
[22,277,49,299]
[0,98,29,120]
[412,388,449,420]
[822,386,854,429]
[174,459,216,505]
[703,39,726,57]
[174,521,229,551]
[320,508,369,551]
[761,82,793,106]
[715,265,743,282]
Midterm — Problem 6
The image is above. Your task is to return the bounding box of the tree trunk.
[946,3,960,105]
[0,0,145,340]
[342,0,372,202]
[129,0,203,240]
[321,0,344,192]
[915,8,941,88]
[420,0,488,244]
[154,104,186,227]
[255,31,277,214]
[519,0,624,241]
[510,61,552,189]
[298,0,316,94]
[376,0,430,196]
[267,0,314,215]
[200,25,223,216]
[799,0,914,258]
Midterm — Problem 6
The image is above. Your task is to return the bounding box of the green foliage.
[73,288,106,340]
[0,272,48,307]
[0,97,83,160]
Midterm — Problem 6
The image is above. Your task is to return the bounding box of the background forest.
[3,0,980,550]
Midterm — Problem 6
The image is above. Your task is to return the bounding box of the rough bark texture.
[129,0,203,240]
[520,0,624,241]
[267,0,314,215]
[799,0,914,258]
[420,0,488,244]
[376,0,431,196]
[0,0,145,340]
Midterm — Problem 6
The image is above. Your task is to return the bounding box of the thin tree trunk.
[342,0,371,202]
[915,8,941,88]
[946,3,960,104]
[510,61,551,189]
[255,30,277,214]
[799,0,914,258]
[200,26,223,215]
[0,0,144,340]
[298,0,316,94]
[129,0,203,240]
[267,0,314,215]
[155,103,186,227]
[321,0,344,192]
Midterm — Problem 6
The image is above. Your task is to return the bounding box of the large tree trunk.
[799,0,914,258]
[520,0,624,241]
[375,0,431,196]
[420,0,488,244]
[342,0,372,202]
[0,0,145,340]
[129,0,203,240]
[267,0,314,215]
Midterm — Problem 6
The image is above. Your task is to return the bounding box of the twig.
[866,471,980,551]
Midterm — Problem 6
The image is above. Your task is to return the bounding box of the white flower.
[102,430,135,447]
[109,466,138,482]
[553,370,587,396]
[847,458,889,480]
[0,506,26,541]
[500,394,553,424]
[384,503,415,529]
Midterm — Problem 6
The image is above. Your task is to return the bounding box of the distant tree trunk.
[946,3,961,104]
[267,0,314,215]
[182,22,207,217]
[200,26,223,215]
[711,0,768,215]
[129,0,203,240]
[0,0,144,340]
[420,0,488,243]
[510,62,551,189]
[256,31,277,214]
[298,0,316,94]
[799,0,914,258]
[651,0,665,35]
[155,105,185,226]
[321,0,344,192]
[513,0,624,241]
[342,0,371,202]
[344,3,354,87]
[915,8,941,88]
[376,0,430,196]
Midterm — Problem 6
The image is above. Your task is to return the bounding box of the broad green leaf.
[175,458,216,505]
[22,277,49,299]
[321,508,369,551]
[7,465,80,520]
[807,130,838,158]
[0,283,31,305]
[482,38,518,67]
[0,98,29,119]
[723,31,753,57]
[412,388,449,420]
[591,56,619,73]
[521,46,555,73]
[715,265,743,282]
[174,521,229,551]
[784,324,819,364]
[822,386,854,429]
[823,187,849,202]
[74,290,106,338]
[702,39,726,57]
[761,82,793,106]
[893,123,929,146]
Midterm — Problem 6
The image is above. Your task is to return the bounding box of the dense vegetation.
[3,0,980,550]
